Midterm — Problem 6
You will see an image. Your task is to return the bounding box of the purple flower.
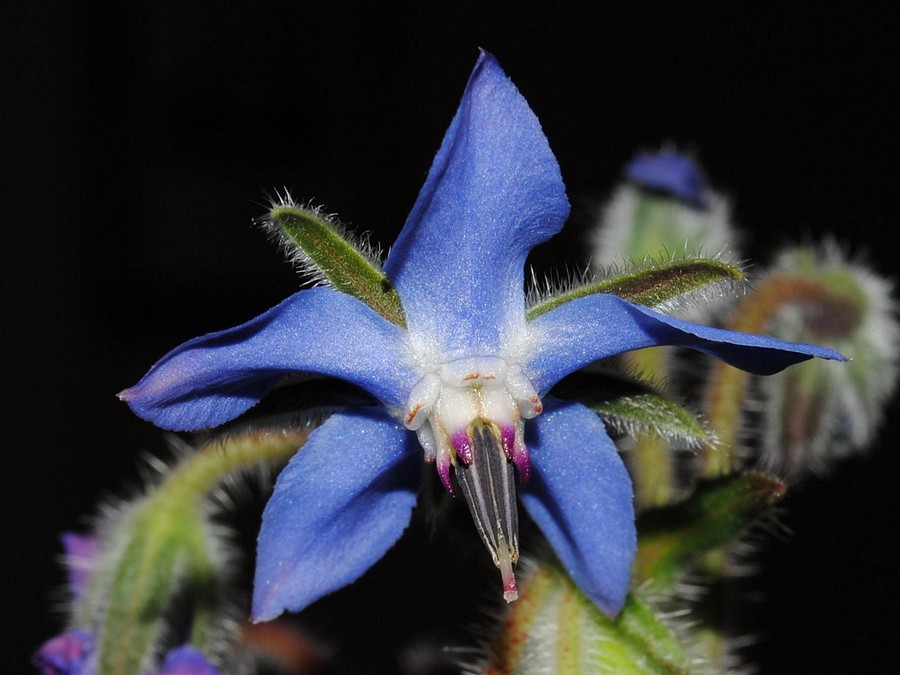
[32,630,94,675]
[626,149,708,206]
[150,646,220,675]
[32,636,218,675]
[31,538,98,673]
[120,51,843,619]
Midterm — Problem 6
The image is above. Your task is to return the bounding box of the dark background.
[7,3,898,673]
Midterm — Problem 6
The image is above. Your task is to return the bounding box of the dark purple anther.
[500,425,531,484]
[451,430,474,464]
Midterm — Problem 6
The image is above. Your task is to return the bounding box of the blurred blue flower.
[150,646,220,675]
[32,636,218,675]
[121,51,843,620]
[33,630,93,675]
[626,149,708,206]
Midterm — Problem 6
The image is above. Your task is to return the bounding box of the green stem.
[93,428,309,675]
[625,348,675,509]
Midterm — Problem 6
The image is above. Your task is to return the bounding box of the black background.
[7,3,899,673]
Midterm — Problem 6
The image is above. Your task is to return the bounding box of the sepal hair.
[260,189,384,288]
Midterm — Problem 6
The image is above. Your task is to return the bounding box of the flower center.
[403,356,542,602]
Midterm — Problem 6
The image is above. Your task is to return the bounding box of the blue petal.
[32,630,94,675]
[252,408,418,621]
[120,287,416,431]
[525,294,847,394]
[520,400,635,616]
[626,150,707,207]
[152,646,219,675]
[383,51,570,358]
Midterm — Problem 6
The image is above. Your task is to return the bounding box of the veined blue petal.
[252,408,419,621]
[383,50,569,358]
[525,294,847,394]
[120,288,416,431]
[520,401,635,616]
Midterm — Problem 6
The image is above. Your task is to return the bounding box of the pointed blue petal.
[383,51,569,358]
[252,408,418,621]
[520,401,635,616]
[120,287,416,431]
[525,294,846,394]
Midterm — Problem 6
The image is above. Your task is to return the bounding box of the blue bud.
[626,150,708,207]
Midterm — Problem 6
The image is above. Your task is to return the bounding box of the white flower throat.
[403,356,542,602]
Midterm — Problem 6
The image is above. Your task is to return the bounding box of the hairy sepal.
[265,200,406,326]
[551,371,715,450]
[527,257,744,320]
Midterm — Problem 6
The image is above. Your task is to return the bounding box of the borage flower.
[120,51,843,620]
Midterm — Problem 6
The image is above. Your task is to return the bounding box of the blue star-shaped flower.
[120,51,843,620]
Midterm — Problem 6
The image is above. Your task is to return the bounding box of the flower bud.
[755,243,898,476]
[593,149,739,276]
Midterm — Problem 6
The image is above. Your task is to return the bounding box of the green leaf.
[527,257,744,319]
[267,204,406,326]
[633,472,786,590]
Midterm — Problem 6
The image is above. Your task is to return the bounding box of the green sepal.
[552,371,715,449]
[613,593,702,675]
[527,257,744,319]
[267,204,406,326]
[483,562,703,674]
[633,471,786,590]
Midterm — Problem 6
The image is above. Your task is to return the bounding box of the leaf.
[633,471,786,590]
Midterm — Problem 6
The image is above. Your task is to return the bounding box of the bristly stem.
[91,428,310,675]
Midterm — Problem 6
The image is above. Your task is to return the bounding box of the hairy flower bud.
[756,243,899,476]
